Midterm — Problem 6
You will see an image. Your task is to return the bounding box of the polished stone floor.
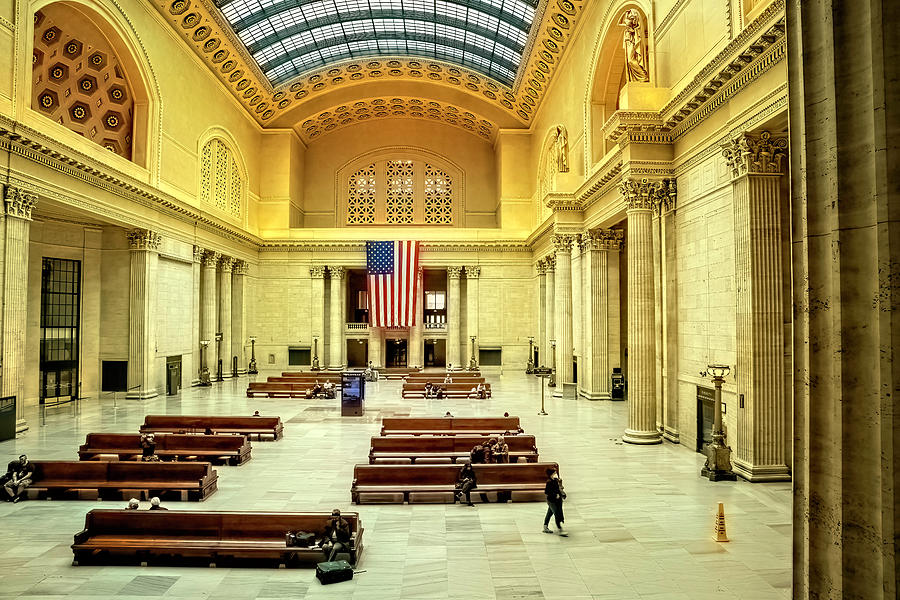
[0,371,791,599]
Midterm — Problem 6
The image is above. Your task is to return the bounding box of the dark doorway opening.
[39,257,81,407]
[346,339,369,368]
[385,339,408,368]
[424,339,446,367]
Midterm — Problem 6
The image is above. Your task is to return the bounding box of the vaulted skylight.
[214,0,540,87]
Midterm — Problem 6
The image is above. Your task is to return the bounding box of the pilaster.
[200,251,220,374]
[125,228,161,399]
[571,238,584,373]
[544,255,555,370]
[218,256,235,378]
[232,260,247,375]
[309,266,326,358]
[446,266,463,369]
[328,266,345,370]
[535,260,546,368]
[465,266,481,368]
[191,246,202,385]
[552,233,574,397]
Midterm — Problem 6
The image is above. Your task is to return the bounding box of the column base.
[622,428,662,444]
[578,388,611,401]
[125,388,159,400]
[731,458,791,482]
[15,418,28,433]
[327,365,345,371]
[552,383,575,398]
[662,427,680,443]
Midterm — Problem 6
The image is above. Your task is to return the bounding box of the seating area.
[380,416,523,436]
[247,373,342,398]
[368,434,539,464]
[379,367,421,379]
[27,461,219,501]
[78,433,252,465]
[139,415,284,440]
[72,509,364,567]
[400,382,492,398]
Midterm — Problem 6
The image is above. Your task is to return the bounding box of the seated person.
[323,382,336,398]
[3,455,34,503]
[482,440,495,464]
[455,462,477,506]
[435,386,445,399]
[125,498,140,510]
[493,436,510,464]
[424,381,434,397]
[311,380,324,395]
[140,433,158,462]
[443,374,453,384]
[320,509,352,562]
[469,443,485,464]
[475,383,487,399]
[305,387,314,399]
[148,497,167,510]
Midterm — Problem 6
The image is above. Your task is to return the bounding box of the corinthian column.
[408,267,424,367]
[328,266,345,370]
[535,260,546,367]
[217,256,234,378]
[544,255,555,370]
[446,266,463,369]
[1,187,36,429]
[200,251,219,375]
[621,178,671,444]
[125,228,161,399]
[571,238,583,380]
[191,246,202,385]
[465,266,481,368]
[552,234,574,397]
[232,261,247,374]
[309,266,326,368]
[723,131,791,481]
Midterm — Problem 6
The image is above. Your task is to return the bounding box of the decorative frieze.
[4,186,37,220]
[465,266,481,278]
[126,228,162,251]
[309,266,327,278]
[722,130,788,178]
[619,178,677,212]
[447,266,463,279]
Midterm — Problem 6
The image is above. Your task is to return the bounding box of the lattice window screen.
[385,160,415,224]
[200,143,212,206]
[200,139,243,220]
[229,162,242,218]
[347,164,376,224]
[214,140,228,212]
[424,164,452,225]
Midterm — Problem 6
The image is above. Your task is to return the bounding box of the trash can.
[611,369,625,400]
[166,364,179,396]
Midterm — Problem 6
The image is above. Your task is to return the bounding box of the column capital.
[535,259,546,275]
[584,229,624,251]
[192,245,204,263]
[722,130,787,179]
[126,228,161,251]
[219,256,236,273]
[309,266,327,278]
[465,265,481,278]
[4,186,37,220]
[544,254,556,272]
[201,250,220,267]
[551,233,575,253]
[233,260,248,275]
[619,177,676,213]
[447,266,463,279]
[329,265,346,279]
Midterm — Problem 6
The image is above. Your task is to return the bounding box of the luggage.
[285,531,316,547]
[316,560,353,585]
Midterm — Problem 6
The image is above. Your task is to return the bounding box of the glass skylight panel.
[215,0,541,86]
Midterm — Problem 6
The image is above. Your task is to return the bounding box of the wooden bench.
[280,372,343,382]
[266,376,342,386]
[72,509,364,567]
[27,461,218,501]
[246,382,335,398]
[351,462,558,504]
[379,367,421,379]
[369,435,539,464]
[380,417,523,436]
[401,382,492,398]
[404,376,485,385]
[140,415,284,440]
[78,433,251,465]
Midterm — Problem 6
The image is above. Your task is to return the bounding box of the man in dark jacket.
[321,509,352,561]
[3,455,34,503]
[543,467,568,536]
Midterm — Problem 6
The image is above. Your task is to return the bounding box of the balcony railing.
[424,322,447,331]
[345,322,369,333]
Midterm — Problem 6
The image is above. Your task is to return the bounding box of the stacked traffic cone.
[714,502,729,542]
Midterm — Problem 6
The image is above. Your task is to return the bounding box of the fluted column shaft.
[191,247,202,384]
[544,257,555,368]
[200,251,219,373]
[536,262,546,367]
[465,266,480,367]
[580,230,623,400]
[571,242,583,375]
[232,261,246,375]
[329,266,345,370]
[126,229,161,399]
[218,257,234,378]
[446,267,462,369]
[309,267,326,366]
[408,268,424,367]
[1,188,36,429]
[552,235,574,396]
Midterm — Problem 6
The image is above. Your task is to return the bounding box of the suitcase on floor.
[316,560,353,585]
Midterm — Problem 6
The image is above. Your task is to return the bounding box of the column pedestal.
[125,229,161,400]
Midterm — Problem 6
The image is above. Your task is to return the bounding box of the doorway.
[346,339,369,368]
[424,339,446,367]
[39,258,81,407]
[385,339,408,368]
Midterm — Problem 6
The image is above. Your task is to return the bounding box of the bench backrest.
[33,461,214,484]
[353,462,558,485]
[279,372,342,379]
[370,435,537,453]
[265,377,341,385]
[81,433,247,452]
[142,415,282,431]
[402,383,491,391]
[381,416,520,434]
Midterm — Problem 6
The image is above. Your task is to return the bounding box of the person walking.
[542,467,568,536]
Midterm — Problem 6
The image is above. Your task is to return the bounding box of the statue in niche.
[555,125,569,173]
[620,9,650,83]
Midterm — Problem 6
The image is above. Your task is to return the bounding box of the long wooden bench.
[267,376,343,386]
[280,372,343,382]
[401,382,492,398]
[404,376,485,385]
[246,382,335,398]
[72,509,364,567]
[351,462,558,504]
[78,433,251,465]
[369,435,538,464]
[380,417,523,436]
[407,371,480,379]
[140,415,283,440]
[27,461,218,501]
[380,367,421,379]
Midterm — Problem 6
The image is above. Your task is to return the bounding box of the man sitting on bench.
[2,455,34,503]
[321,509,352,561]
[323,382,336,399]
[140,433,159,462]
[470,383,487,399]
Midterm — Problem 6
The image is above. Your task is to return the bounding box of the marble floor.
[0,371,791,599]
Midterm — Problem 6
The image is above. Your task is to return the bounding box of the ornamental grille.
[347,164,377,224]
[200,138,243,219]
[424,164,452,224]
[385,160,415,224]
[345,159,455,226]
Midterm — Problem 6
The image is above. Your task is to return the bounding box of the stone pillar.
[125,228,161,399]
[200,250,219,373]
[309,267,326,367]
[328,266,345,370]
[544,255,555,369]
[232,260,246,375]
[552,234,574,397]
[408,267,424,367]
[723,131,791,481]
[536,260,546,367]
[1,187,36,430]
[789,2,899,596]
[620,178,670,444]
[465,266,480,368]
[651,203,664,432]
[580,229,624,400]
[571,239,583,384]
[446,266,463,369]
[368,326,383,368]
[191,246,202,385]
[217,256,234,378]
[661,200,680,442]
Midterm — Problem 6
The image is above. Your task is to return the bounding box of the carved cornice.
[465,266,481,278]
[4,186,37,220]
[602,111,672,146]
[329,265,346,279]
[233,259,248,275]
[447,266,463,279]
[722,130,787,178]
[126,228,162,251]
[551,233,574,253]
[219,256,236,272]
[544,191,582,212]
[258,240,530,253]
[619,178,677,212]
[576,151,624,207]
[309,266,327,278]
[193,245,204,263]
[201,250,220,267]
[584,229,624,251]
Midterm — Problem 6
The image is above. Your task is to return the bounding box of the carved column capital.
[126,228,161,251]
[619,177,676,212]
[585,228,625,251]
[219,256,236,273]
[329,265,346,279]
[722,130,788,179]
[551,233,574,253]
[465,266,481,278]
[4,187,37,220]
[201,250,220,267]
[544,254,556,272]
[192,245,204,263]
[447,266,463,279]
[309,266,327,278]
[233,260,248,275]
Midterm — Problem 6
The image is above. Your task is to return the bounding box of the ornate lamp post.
[526,336,535,374]
[214,333,224,381]
[700,364,737,481]
[548,339,557,387]
[311,336,321,371]
[198,340,211,386]
[468,335,478,370]
[248,337,258,375]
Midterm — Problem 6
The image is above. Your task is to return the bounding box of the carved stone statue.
[555,125,569,172]
[620,9,650,83]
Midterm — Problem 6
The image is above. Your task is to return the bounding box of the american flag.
[366,241,421,328]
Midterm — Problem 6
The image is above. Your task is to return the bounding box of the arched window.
[200,139,243,219]
[343,157,458,226]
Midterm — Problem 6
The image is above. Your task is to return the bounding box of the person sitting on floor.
[3,455,34,503]
[125,498,140,510]
[456,462,477,506]
[148,497,167,510]
[321,509,352,562]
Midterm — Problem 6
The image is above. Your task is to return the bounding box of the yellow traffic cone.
[714,502,729,542]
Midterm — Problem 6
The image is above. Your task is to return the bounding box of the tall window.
[200,139,243,219]
[40,258,81,406]
[344,158,456,225]
[424,290,447,327]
